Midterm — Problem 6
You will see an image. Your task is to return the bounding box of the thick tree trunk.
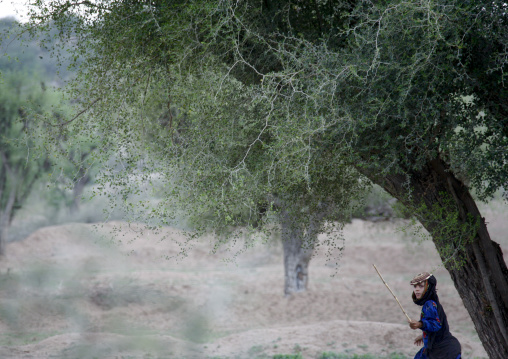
[279,202,327,296]
[280,210,313,295]
[358,158,508,358]
[281,212,314,295]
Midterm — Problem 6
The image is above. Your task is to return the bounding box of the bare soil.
[0,208,505,358]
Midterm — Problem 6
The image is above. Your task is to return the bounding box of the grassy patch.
[273,354,304,359]
[273,353,303,359]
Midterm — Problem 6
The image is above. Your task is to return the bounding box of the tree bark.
[279,202,328,296]
[358,157,508,358]
[280,210,312,295]
[70,168,90,214]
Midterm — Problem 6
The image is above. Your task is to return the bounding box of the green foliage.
[0,70,52,229]
[0,17,104,247]
[396,192,479,269]
[20,1,367,249]
[351,184,396,220]
[19,1,508,260]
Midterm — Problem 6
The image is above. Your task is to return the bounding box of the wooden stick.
[373,264,412,321]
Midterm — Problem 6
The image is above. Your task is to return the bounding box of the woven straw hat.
[410,272,431,285]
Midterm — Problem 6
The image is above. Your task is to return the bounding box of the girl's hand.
[414,335,423,346]
[408,320,423,330]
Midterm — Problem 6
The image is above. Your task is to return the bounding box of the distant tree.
[67,144,97,214]
[43,117,99,215]
[24,1,508,356]
[277,198,332,295]
[0,18,97,250]
[0,71,51,254]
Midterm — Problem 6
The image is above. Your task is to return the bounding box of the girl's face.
[413,281,426,299]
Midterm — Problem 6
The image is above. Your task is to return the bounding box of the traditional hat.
[410,272,431,285]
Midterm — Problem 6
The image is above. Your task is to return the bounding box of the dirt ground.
[0,203,506,358]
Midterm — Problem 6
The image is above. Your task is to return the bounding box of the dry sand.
[0,210,505,358]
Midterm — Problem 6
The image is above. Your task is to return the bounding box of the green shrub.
[350,184,397,221]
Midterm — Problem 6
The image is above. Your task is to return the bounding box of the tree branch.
[51,97,102,127]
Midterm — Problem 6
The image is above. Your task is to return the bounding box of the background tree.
[0,70,52,255]
[151,98,363,295]
[0,17,99,250]
[45,128,99,215]
[24,1,508,357]
[277,198,333,295]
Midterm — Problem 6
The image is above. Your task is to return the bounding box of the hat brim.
[410,272,431,285]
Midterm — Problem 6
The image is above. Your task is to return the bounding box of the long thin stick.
[373,264,412,321]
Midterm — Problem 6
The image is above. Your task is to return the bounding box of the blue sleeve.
[420,300,442,332]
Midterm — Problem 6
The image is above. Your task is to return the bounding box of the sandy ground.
[0,206,506,358]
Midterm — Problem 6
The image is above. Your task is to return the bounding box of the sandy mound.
[0,217,502,358]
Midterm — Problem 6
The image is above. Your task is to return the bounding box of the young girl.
[408,272,461,359]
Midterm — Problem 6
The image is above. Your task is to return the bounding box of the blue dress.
[414,300,461,359]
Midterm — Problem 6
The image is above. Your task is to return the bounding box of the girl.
[408,272,461,359]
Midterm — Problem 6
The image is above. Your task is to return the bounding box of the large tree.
[24,1,508,357]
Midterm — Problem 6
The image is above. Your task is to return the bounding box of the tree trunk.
[280,209,313,295]
[358,158,508,358]
[70,169,90,214]
[0,216,7,256]
[279,202,328,296]
[0,187,17,257]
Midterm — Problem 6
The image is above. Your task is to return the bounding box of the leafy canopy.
[20,0,508,241]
